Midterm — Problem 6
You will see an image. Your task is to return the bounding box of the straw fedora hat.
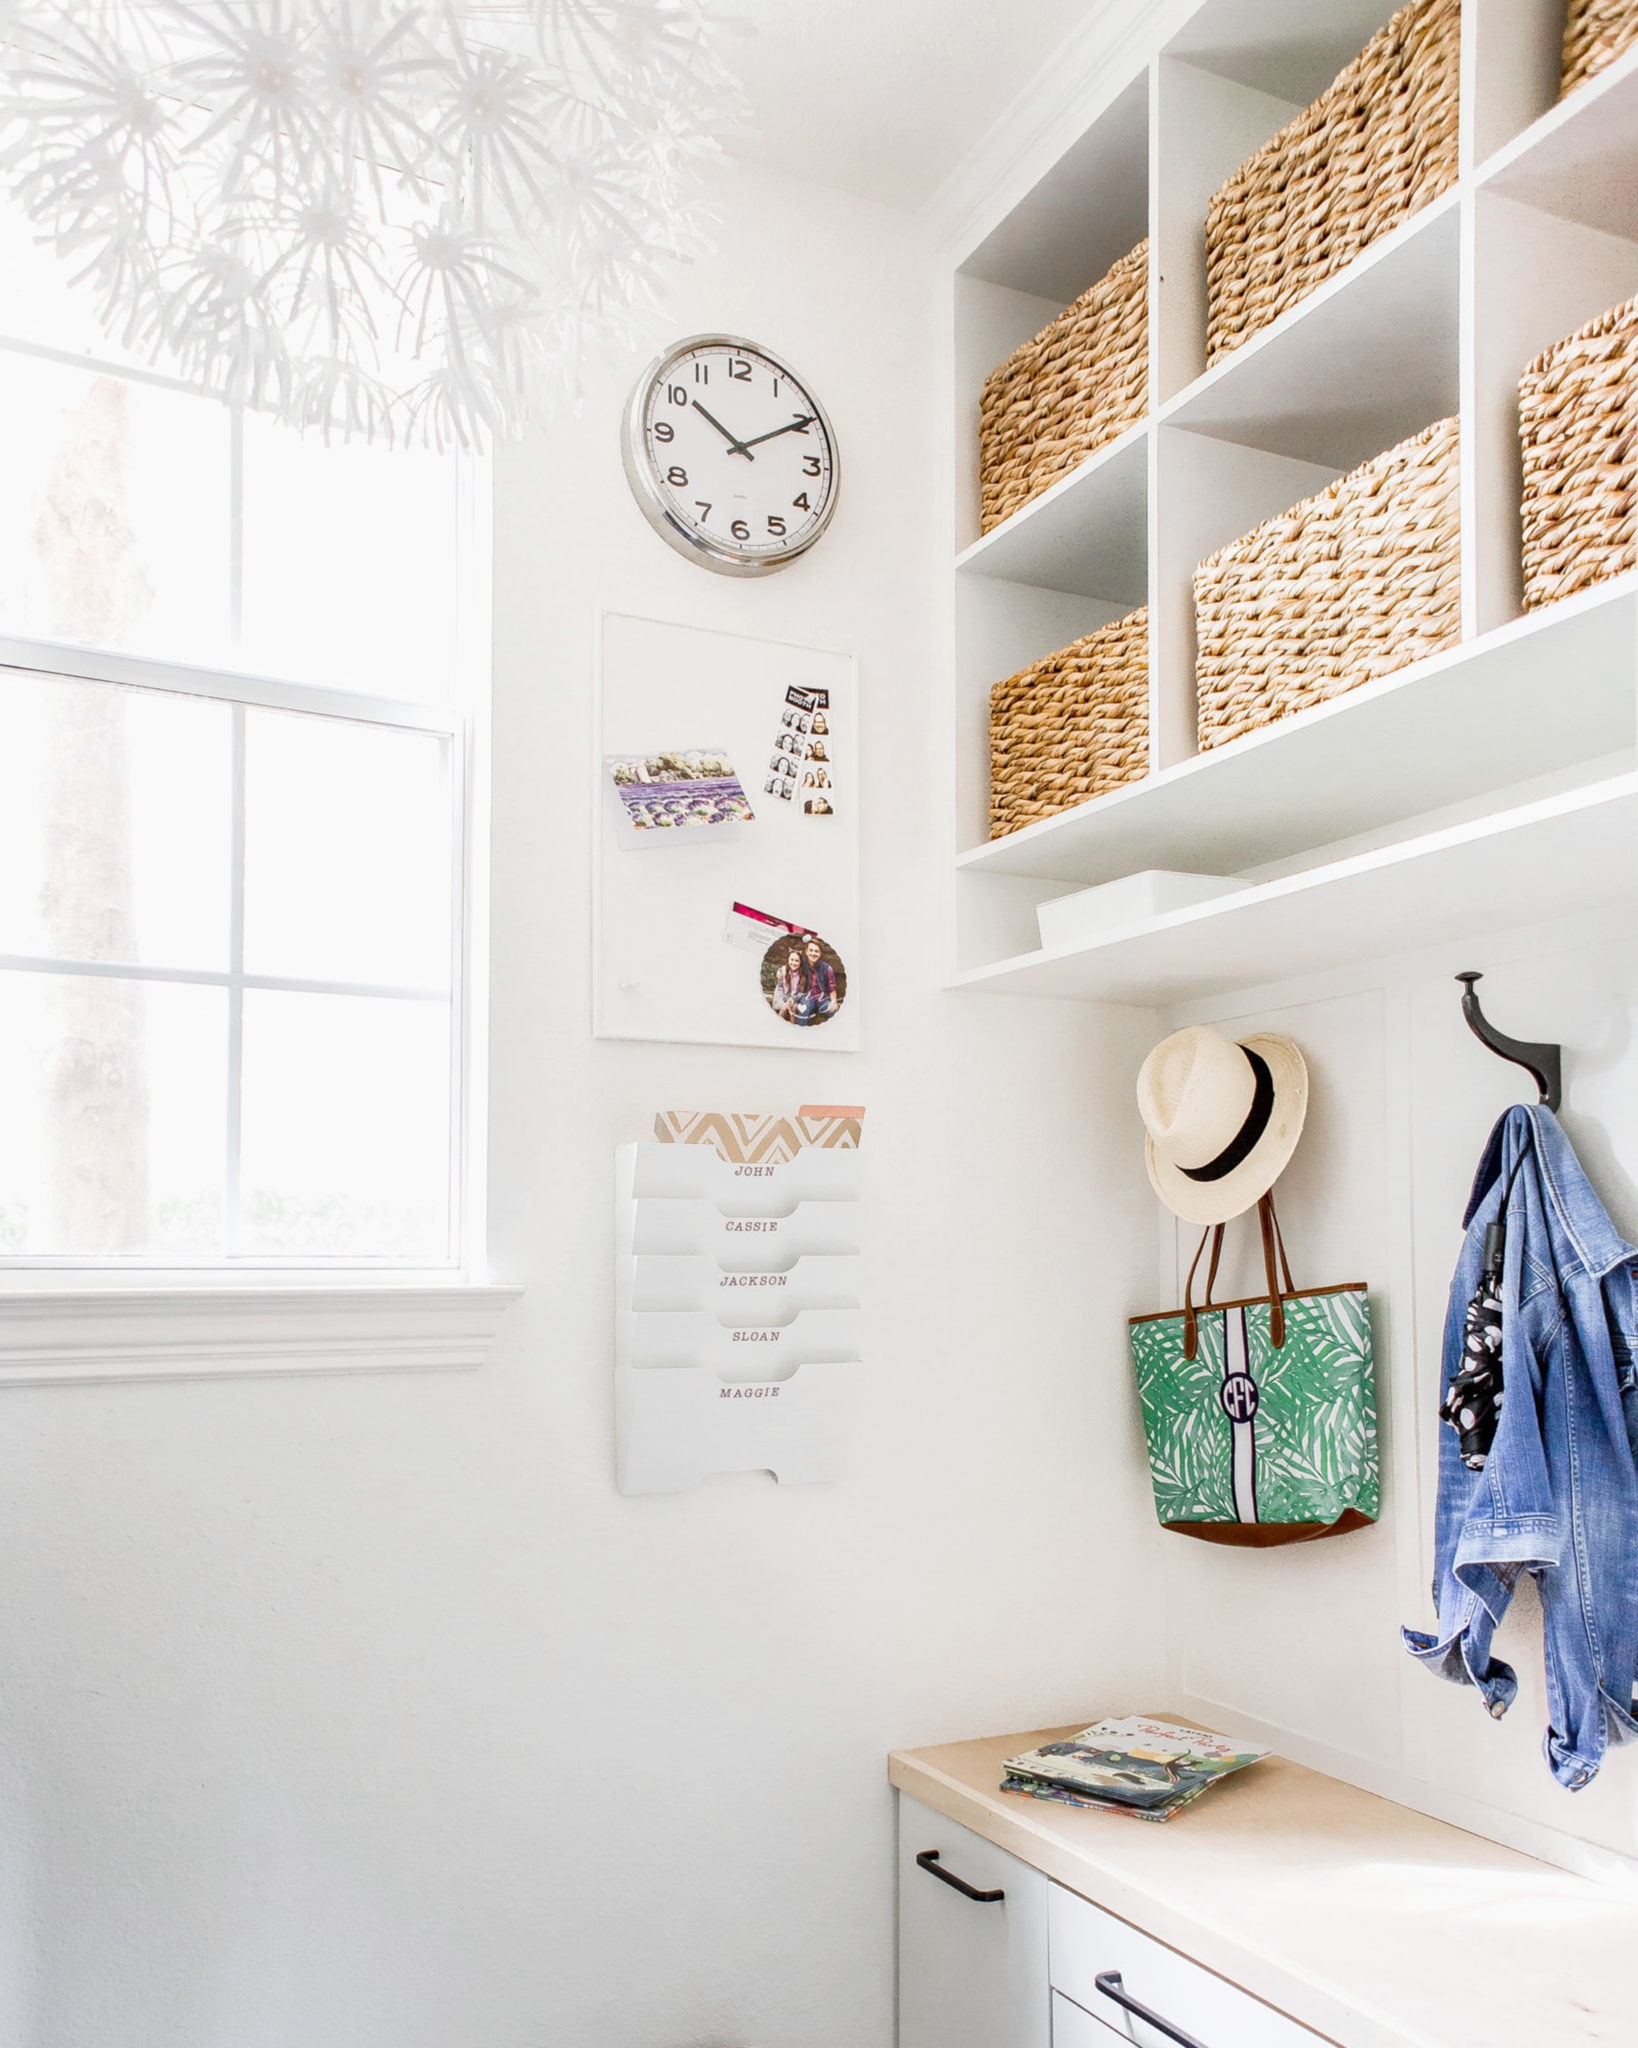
[1137,1026,1308,1225]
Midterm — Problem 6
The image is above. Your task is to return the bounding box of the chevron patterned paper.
[653,1109,865,1162]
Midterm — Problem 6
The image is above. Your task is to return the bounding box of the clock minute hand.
[690,398,754,458]
[737,413,817,452]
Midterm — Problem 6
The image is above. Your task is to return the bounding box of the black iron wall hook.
[1456,971,1562,1111]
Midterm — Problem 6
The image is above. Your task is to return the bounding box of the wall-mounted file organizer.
[615,1141,865,1495]
[617,1143,860,1208]
[619,1254,865,1315]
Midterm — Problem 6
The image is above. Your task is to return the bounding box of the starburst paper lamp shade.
[0,1,747,447]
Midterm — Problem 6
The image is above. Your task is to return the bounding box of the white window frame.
[0,339,517,1378]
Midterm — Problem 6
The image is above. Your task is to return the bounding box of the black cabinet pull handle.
[914,1848,1004,1902]
[1095,1970,1209,2048]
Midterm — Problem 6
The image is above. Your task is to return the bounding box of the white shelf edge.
[1153,182,1463,432]
[0,1283,524,1387]
[1473,36,1638,195]
[954,418,1148,574]
[950,769,1638,997]
[956,568,1638,876]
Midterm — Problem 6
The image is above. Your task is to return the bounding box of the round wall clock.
[622,334,839,577]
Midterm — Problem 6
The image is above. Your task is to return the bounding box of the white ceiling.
[724,0,1100,210]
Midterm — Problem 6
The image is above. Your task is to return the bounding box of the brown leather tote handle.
[1183,1195,1296,1357]
[1181,1223,1225,1361]
[1257,1192,1293,1348]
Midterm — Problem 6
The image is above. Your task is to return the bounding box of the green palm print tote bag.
[1128,1195,1377,1547]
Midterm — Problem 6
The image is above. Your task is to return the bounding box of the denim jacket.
[1403,1106,1638,1787]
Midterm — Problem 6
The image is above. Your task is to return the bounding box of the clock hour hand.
[691,399,753,458]
[737,412,817,451]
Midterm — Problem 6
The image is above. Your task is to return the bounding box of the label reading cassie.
[726,1218,780,1233]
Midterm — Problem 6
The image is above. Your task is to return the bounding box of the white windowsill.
[0,1282,523,1387]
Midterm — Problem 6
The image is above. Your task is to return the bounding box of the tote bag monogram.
[1128,1196,1378,1546]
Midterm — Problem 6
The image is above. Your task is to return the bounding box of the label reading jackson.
[718,1273,788,1288]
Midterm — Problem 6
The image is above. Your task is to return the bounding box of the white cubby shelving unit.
[949,0,1638,1005]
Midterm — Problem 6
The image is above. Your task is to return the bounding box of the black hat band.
[1178,1046,1275,1184]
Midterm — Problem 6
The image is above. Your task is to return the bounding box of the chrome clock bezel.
[620,332,840,578]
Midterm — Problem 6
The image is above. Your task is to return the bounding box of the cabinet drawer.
[1050,1885,1325,2048]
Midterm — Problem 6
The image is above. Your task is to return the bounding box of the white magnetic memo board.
[595,613,859,1049]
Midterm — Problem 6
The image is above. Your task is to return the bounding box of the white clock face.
[625,336,838,575]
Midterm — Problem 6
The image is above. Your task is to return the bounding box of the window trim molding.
[0,1283,522,1386]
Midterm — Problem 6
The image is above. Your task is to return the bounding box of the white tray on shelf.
[617,1141,862,1209]
[617,1196,863,1263]
[618,1253,864,1316]
[616,1358,865,1494]
[617,1307,863,1375]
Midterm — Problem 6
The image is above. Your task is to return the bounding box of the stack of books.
[1001,1716,1268,1824]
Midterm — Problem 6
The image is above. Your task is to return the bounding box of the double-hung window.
[0,203,487,1280]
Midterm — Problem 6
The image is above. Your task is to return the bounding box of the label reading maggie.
[718,1385,781,1399]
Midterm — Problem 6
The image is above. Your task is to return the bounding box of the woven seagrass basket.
[1194,416,1460,753]
[979,240,1148,535]
[1205,0,1460,368]
[1561,0,1638,96]
[989,607,1149,838]
[1519,293,1637,612]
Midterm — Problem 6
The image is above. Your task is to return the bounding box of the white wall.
[0,165,1171,2048]
[1155,914,1638,1877]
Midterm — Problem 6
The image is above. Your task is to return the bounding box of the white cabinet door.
[898,1795,1050,2048]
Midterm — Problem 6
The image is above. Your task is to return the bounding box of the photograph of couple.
[761,932,846,1029]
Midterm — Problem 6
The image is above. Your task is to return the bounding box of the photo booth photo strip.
[605,748,755,849]
[765,684,836,815]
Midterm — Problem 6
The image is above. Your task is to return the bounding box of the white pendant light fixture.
[0,1,746,446]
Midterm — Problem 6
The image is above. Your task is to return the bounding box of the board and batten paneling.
[1156,925,1638,1875]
